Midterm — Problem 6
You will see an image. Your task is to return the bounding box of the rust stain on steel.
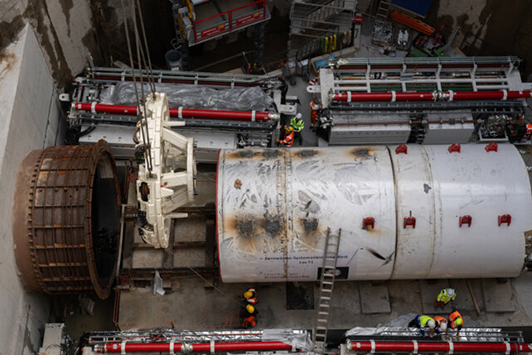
[225,149,287,161]
[350,147,375,158]
[236,220,256,238]
[294,149,320,158]
[301,218,319,234]
[263,218,281,235]
[230,217,284,239]
[263,150,281,159]
[12,140,121,299]
[226,150,262,159]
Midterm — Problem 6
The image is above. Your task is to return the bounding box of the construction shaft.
[332,90,532,102]
[94,341,294,353]
[73,102,278,121]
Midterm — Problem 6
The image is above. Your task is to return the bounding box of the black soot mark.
[302,218,318,234]
[237,220,255,238]
[263,150,280,159]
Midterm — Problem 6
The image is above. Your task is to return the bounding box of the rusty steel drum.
[13,141,121,299]
[216,145,532,283]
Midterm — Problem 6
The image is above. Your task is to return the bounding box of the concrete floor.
[118,274,532,331]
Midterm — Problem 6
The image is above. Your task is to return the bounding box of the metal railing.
[192,0,267,44]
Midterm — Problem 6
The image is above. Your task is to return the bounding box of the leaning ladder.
[313,227,342,354]
[376,0,391,21]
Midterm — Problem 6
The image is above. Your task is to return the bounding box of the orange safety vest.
[280,131,294,147]
[448,311,462,329]
[433,315,447,327]
[245,288,257,304]
[242,315,257,328]
[310,110,319,125]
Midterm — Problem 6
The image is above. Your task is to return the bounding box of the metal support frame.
[135,92,196,249]
[308,56,531,146]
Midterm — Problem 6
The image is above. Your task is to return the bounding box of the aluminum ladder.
[313,227,342,354]
[376,0,391,21]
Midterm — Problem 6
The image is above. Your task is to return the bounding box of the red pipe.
[332,90,532,102]
[73,103,275,121]
[348,341,532,353]
[98,341,293,353]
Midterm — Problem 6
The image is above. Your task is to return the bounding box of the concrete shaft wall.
[0,0,111,86]
[0,25,63,355]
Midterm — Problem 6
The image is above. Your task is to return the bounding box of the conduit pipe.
[347,340,532,353]
[73,103,279,121]
[94,341,294,353]
[331,90,532,102]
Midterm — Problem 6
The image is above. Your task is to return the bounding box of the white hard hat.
[427,320,436,329]
[440,322,447,331]
[296,113,302,119]
[447,288,455,297]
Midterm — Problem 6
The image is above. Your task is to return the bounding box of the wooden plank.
[205,217,215,267]
[133,241,206,249]
[121,221,136,269]
[467,279,482,316]
[163,220,176,269]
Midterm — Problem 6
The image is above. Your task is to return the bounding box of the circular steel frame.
[13,140,121,299]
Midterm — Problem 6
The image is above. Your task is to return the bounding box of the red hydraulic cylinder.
[73,103,276,121]
[332,90,532,102]
[348,341,532,353]
[97,341,293,353]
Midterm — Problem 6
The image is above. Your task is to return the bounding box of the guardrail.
[193,0,267,44]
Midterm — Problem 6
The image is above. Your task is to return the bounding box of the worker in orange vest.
[243,287,257,305]
[310,101,320,130]
[277,126,294,147]
[448,310,464,337]
[433,315,448,337]
[241,304,258,328]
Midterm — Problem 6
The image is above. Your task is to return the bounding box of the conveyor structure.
[66,67,292,163]
[307,56,532,145]
[342,327,532,354]
[53,326,532,354]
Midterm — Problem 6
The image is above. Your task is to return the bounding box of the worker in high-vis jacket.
[277,126,294,147]
[290,113,304,145]
[433,315,448,336]
[243,287,257,305]
[408,315,436,338]
[434,288,456,308]
[241,304,258,328]
[448,310,464,337]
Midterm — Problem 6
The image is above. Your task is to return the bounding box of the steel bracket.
[363,217,375,230]
[459,215,472,228]
[498,214,512,226]
[403,217,416,229]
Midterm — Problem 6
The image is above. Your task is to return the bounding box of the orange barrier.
[390,11,435,36]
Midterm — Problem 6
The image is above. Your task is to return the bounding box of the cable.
[135,0,156,94]
[121,0,153,173]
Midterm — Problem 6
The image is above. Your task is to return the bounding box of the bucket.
[165,50,182,71]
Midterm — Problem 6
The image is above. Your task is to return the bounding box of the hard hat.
[296,113,302,119]
[447,289,455,297]
[427,320,436,329]
[287,126,294,131]
[244,291,253,298]
[439,322,447,331]
[455,318,463,326]
[246,305,255,314]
